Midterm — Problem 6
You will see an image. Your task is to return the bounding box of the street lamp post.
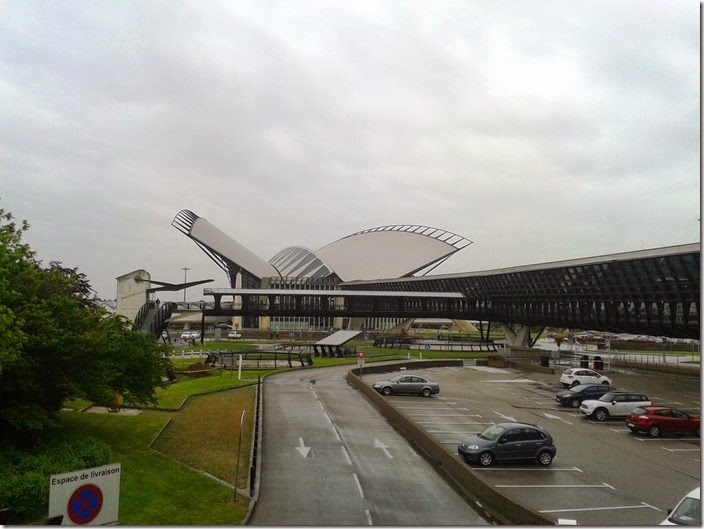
[181,266,190,302]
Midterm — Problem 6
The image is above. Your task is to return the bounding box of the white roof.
[315,330,362,346]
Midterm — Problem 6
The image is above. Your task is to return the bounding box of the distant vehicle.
[372,375,439,397]
[661,487,700,525]
[458,423,556,467]
[580,392,651,421]
[555,384,617,408]
[626,406,700,438]
[180,331,200,340]
[215,323,233,329]
[227,331,242,339]
[560,368,612,387]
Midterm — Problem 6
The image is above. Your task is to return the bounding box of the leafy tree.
[0,204,170,447]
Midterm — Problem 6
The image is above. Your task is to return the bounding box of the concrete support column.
[500,324,532,348]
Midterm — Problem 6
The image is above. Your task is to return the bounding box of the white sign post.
[48,463,121,525]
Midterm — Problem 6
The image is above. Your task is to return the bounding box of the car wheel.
[594,408,608,421]
[571,381,580,387]
[648,425,661,438]
[381,387,392,396]
[601,380,610,385]
[537,451,553,466]
[570,398,580,408]
[421,388,432,398]
[478,452,494,467]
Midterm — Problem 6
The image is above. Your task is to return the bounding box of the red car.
[626,406,700,438]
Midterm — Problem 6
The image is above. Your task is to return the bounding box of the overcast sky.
[1,0,700,302]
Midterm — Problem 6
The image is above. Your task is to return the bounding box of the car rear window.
[630,407,647,415]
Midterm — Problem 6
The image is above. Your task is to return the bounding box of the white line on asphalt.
[493,411,517,422]
[365,509,372,525]
[496,482,614,489]
[332,426,341,441]
[427,430,483,434]
[475,467,582,472]
[341,446,352,465]
[406,413,480,417]
[610,428,631,433]
[662,447,700,452]
[396,406,452,410]
[415,419,486,424]
[635,437,700,442]
[323,411,332,425]
[353,473,364,498]
[540,502,661,514]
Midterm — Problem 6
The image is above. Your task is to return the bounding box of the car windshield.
[569,385,589,394]
[599,393,616,402]
[668,497,701,525]
[630,407,647,416]
[478,424,507,441]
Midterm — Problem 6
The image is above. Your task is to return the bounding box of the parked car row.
[554,368,700,436]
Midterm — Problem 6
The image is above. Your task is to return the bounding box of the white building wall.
[115,269,151,325]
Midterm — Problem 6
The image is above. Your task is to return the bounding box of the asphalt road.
[247,360,700,526]
[248,366,490,526]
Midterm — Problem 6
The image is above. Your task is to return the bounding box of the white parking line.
[609,428,631,433]
[427,430,484,434]
[662,447,700,452]
[475,467,583,472]
[635,437,700,442]
[496,482,614,489]
[540,502,661,514]
[364,509,372,526]
[415,419,485,424]
[406,413,481,418]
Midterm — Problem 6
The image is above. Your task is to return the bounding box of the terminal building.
[170,209,474,333]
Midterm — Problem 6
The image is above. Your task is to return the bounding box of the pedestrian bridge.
[201,243,699,340]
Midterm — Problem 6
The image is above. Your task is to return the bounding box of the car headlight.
[467,444,479,450]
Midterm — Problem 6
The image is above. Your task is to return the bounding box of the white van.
[661,487,700,525]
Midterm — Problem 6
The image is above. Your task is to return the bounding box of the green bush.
[0,434,110,524]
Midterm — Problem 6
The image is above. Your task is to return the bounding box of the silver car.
[372,375,440,397]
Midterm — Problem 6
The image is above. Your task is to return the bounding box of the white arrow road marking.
[374,438,393,458]
[295,438,311,458]
[494,411,517,422]
[543,412,573,425]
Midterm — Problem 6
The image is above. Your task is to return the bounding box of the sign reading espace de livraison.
[48,463,121,525]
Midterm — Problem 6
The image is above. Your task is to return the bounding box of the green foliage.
[0,202,170,446]
[0,434,110,524]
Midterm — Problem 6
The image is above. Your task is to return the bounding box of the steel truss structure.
[202,243,700,339]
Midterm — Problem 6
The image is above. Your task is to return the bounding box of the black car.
[555,384,617,408]
[458,423,557,467]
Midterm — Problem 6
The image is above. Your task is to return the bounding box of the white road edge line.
[353,473,364,498]
[341,446,352,465]
[365,509,372,526]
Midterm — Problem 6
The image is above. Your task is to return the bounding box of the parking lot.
[364,363,700,525]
